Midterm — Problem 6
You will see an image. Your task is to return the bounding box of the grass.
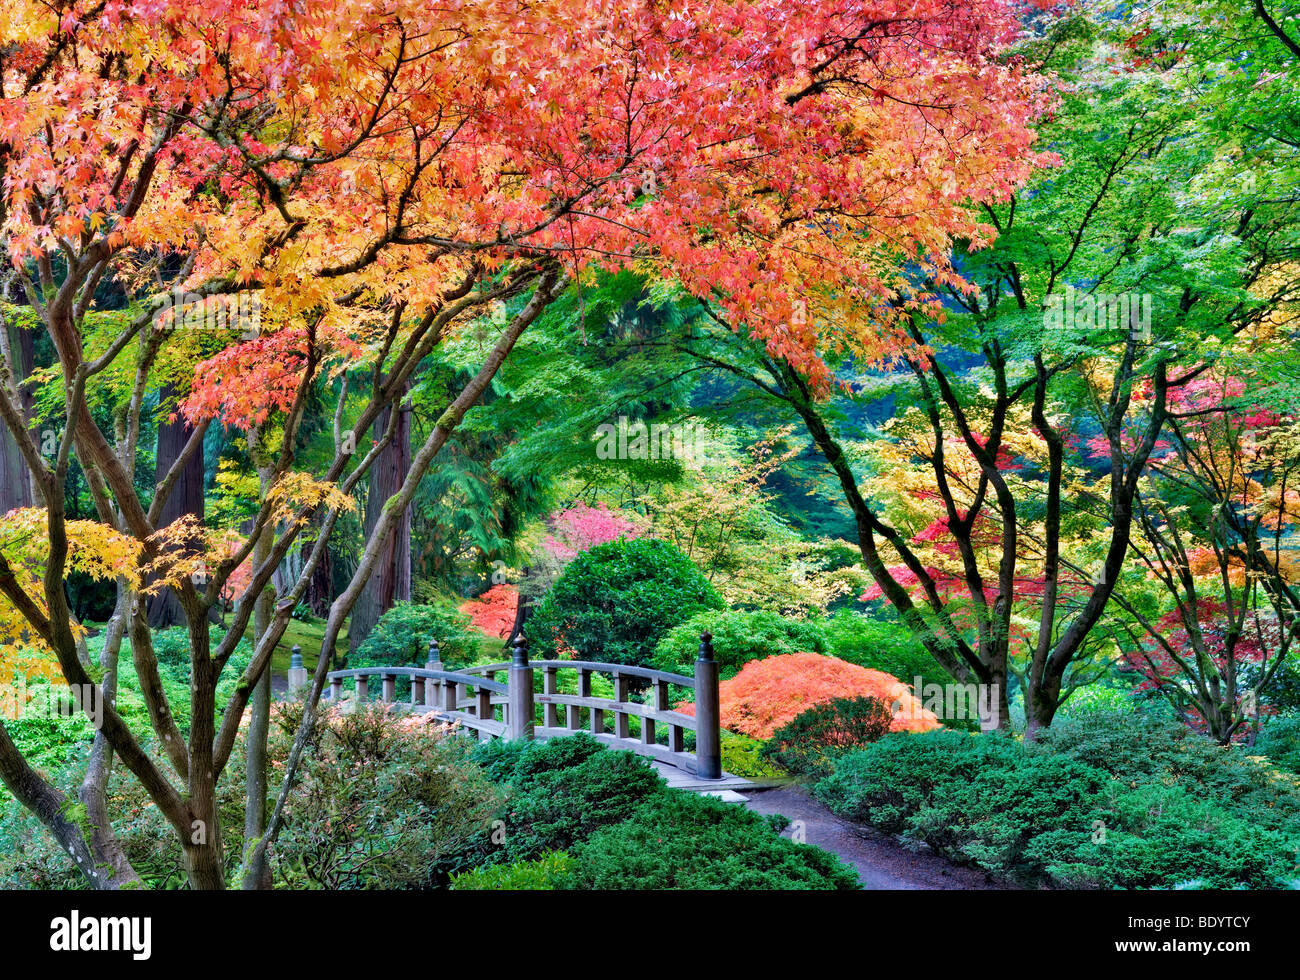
[244,616,502,677]
[238,616,348,675]
[473,632,510,664]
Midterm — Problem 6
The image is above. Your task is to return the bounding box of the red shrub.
[459,584,518,640]
[676,651,940,740]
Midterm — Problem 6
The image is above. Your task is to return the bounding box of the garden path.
[741,785,1017,890]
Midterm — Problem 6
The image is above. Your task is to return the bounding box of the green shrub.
[1034,709,1300,835]
[271,703,499,889]
[1254,713,1300,776]
[348,601,480,699]
[450,851,574,890]
[352,601,479,668]
[763,696,894,777]
[527,537,723,669]
[652,609,828,679]
[823,610,949,689]
[471,729,608,785]
[465,734,665,865]
[1025,783,1294,890]
[720,730,787,779]
[563,789,859,890]
[815,715,1300,889]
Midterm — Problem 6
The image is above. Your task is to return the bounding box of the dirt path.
[743,785,1017,890]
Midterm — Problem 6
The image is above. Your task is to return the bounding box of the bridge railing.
[324,665,511,740]
[322,633,722,778]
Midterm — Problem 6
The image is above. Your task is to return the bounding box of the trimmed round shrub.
[763,696,894,777]
[350,601,479,669]
[463,734,666,866]
[823,610,948,687]
[526,537,723,668]
[652,609,828,679]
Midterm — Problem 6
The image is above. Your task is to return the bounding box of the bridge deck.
[647,760,758,793]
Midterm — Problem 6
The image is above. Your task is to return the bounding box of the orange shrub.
[458,584,519,640]
[676,652,940,740]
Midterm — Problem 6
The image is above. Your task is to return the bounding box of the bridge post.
[424,638,441,708]
[694,632,722,779]
[508,636,535,741]
[287,645,307,696]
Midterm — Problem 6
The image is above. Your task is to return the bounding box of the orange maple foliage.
[458,584,519,640]
[675,651,940,740]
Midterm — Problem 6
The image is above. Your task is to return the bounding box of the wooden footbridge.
[316,633,725,781]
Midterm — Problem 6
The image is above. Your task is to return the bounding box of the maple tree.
[677,3,1300,733]
[1107,366,1300,743]
[0,0,1053,889]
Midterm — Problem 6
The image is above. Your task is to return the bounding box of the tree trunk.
[0,318,36,513]
[304,515,335,616]
[77,586,144,888]
[503,567,531,650]
[242,463,275,889]
[347,391,412,659]
[148,385,206,628]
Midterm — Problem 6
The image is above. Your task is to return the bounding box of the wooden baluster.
[355,675,368,702]
[412,674,425,707]
[442,678,457,713]
[669,724,685,754]
[330,677,342,702]
[382,673,396,703]
[477,686,494,740]
[612,672,630,739]
[568,669,587,730]
[642,681,665,738]
[543,666,559,730]
[643,677,668,747]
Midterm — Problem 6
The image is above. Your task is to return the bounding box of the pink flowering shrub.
[542,503,645,561]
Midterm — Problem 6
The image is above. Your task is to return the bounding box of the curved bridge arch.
[322,634,723,779]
